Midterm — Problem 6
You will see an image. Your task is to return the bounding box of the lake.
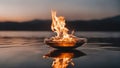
[0,31,120,68]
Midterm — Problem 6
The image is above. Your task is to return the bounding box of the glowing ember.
[44,10,86,48]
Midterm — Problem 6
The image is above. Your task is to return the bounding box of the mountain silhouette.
[0,15,120,31]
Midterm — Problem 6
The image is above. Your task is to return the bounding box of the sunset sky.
[0,0,120,22]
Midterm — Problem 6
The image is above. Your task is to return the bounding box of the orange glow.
[43,52,74,68]
[0,16,35,22]
[52,53,74,68]
[43,50,86,68]
[50,10,78,46]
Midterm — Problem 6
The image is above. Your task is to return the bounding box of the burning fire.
[50,10,78,46]
[44,10,86,48]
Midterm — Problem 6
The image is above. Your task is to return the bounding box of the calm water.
[0,31,120,68]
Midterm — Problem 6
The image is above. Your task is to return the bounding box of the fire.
[52,53,74,68]
[50,10,77,46]
[44,10,86,48]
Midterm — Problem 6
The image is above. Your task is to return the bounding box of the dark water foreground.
[0,31,120,68]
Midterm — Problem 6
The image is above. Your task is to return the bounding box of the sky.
[0,0,120,22]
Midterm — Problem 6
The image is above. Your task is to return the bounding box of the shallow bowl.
[44,38,86,49]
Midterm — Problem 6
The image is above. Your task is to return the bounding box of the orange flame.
[51,10,77,45]
[51,10,69,39]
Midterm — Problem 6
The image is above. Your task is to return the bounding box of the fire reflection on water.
[43,50,86,68]
[52,53,74,68]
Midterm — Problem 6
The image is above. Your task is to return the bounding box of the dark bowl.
[44,38,86,49]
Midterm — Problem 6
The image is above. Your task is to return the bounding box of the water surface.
[0,31,120,68]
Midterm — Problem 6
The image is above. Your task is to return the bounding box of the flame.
[51,10,77,46]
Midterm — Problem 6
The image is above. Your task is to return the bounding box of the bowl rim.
[44,38,86,49]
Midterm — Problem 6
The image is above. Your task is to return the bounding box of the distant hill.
[66,15,120,31]
[0,15,120,31]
